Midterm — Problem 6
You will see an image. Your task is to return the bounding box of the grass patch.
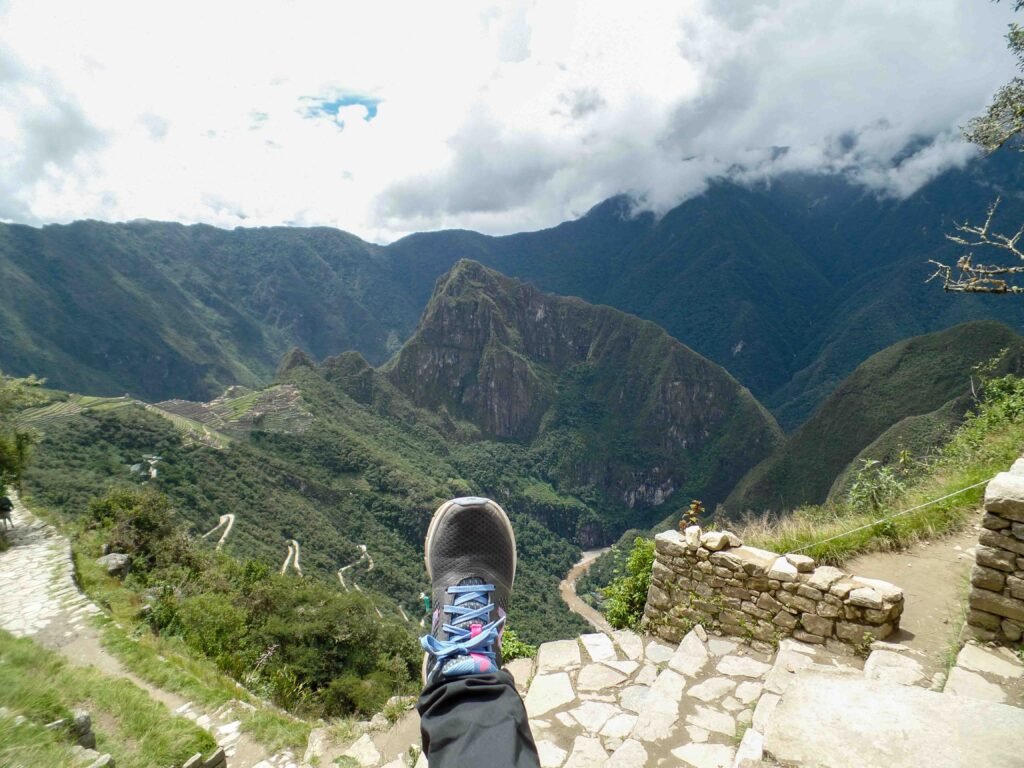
[739,392,1024,565]
[0,629,215,768]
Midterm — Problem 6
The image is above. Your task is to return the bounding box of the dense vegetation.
[84,486,419,718]
[21,361,591,646]
[725,322,1024,515]
[596,364,1024,629]
[3,150,1024,430]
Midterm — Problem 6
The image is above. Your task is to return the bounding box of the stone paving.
[0,493,295,768]
[515,627,864,768]
[0,493,102,642]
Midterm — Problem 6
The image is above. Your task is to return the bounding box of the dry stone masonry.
[965,458,1024,643]
[644,526,905,653]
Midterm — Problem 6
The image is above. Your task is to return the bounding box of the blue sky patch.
[302,94,380,122]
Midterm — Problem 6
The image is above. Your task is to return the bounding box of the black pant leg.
[417,670,540,768]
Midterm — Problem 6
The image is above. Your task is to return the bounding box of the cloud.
[0,0,1018,241]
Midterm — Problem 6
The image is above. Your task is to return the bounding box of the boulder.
[96,553,131,578]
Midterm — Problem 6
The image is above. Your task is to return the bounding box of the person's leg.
[417,497,540,768]
[417,670,539,767]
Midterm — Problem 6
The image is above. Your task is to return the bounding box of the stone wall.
[965,459,1024,643]
[643,526,904,654]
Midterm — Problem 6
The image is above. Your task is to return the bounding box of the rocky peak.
[385,260,782,508]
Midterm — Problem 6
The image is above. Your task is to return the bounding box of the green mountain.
[1,150,1023,428]
[384,260,782,513]
[0,221,410,401]
[724,321,1024,515]
[20,261,780,643]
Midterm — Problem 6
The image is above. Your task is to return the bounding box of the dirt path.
[845,512,982,675]
[0,493,279,768]
[559,548,613,635]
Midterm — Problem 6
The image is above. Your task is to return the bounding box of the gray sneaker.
[420,496,517,684]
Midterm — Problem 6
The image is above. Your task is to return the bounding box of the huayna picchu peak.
[385,260,782,510]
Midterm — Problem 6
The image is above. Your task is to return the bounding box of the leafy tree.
[930,1,1024,293]
[0,373,44,487]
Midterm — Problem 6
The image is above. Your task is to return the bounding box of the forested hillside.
[725,321,1024,515]
[2,151,1023,430]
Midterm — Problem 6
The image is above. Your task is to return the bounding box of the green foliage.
[0,372,46,487]
[501,629,537,662]
[728,321,1024,516]
[743,366,1024,564]
[601,537,655,630]
[77,487,420,719]
[845,459,907,515]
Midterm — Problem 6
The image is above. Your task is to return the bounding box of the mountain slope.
[3,151,1024,426]
[724,321,1024,515]
[385,260,782,510]
[0,220,413,401]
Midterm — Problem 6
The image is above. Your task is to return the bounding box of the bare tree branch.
[929,198,1024,294]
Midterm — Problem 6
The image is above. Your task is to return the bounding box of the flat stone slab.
[686,677,737,703]
[671,742,736,767]
[563,735,607,768]
[706,636,739,656]
[525,673,576,717]
[603,659,639,676]
[600,712,637,739]
[944,666,1008,704]
[618,685,650,714]
[580,633,617,662]
[576,663,626,691]
[956,643,1024,680]
[631,668,685,741]
[535,739,568,768]
[342,734,380,767]
[764,671,1024,768]
[685,705,735,737]
[537,640,582,673]
[863,650,925,686]
[669,629,709,677]
[504,657,533,693]
[716,655,771,679]
[612,630,644,661]
[764,649,814,695]
[606,739,647,768]
[735,680,763,705]
[568,700,619,733]
[635,664,658,686]
[645,640,674,664]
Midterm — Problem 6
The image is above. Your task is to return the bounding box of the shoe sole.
[423,496,517,584]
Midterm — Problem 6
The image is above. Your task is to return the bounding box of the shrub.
[601,537,655,630]
[502,628,537,661]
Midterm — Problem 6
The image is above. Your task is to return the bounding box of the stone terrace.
[644,527,904,653]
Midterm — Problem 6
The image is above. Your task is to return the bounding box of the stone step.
[763,670,1024,768]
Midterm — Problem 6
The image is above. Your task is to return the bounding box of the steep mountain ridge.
[2,151,1024,428]
[385,260,782,508]
[725,321,1024,515]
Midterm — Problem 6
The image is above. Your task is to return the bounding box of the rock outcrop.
[385,260,782,508]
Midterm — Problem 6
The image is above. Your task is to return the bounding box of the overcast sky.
[0,0,1018,242]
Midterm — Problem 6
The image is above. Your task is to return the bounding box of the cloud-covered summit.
[0,0,1017,242]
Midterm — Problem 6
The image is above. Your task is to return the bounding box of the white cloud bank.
[0,0,1018,242]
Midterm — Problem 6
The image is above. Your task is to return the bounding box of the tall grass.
[740,372,1024,564]
[0,630,216,768]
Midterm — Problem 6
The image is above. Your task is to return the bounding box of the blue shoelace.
[420,583,505,671]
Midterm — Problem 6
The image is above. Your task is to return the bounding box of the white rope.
[791,477,992,554]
